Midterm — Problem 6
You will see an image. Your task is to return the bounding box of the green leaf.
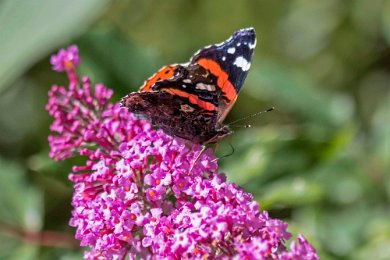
[247,58,337,127]
[0,0,109,91]
[0,158,43,257]
[0,158,28,225]
[0,158,43,229]
[382,0,390,45]
[5,244,39,260]
[258,178,324,209]
[317,205,373,257]
[76,27,162,94]
[0,78,44,145]
[352,213,390,260]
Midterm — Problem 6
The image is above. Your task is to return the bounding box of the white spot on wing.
[227,47,235,54]
[249,38,257,49]
[222,56,226,61]
[233,56,251,71]
[195,83,216,91]
[237,42,241,47]
[183,79,192,83]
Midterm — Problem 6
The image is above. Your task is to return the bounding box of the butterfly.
[120,28,256,144]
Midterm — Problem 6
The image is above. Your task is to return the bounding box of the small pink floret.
[50,45,80,72]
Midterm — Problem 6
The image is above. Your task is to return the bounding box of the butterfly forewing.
[190,28,256,122]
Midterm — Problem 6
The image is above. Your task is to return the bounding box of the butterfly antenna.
[228,107,275,126]
[231,124,252,128]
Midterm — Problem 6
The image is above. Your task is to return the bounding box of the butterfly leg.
[188,145,207,174]
[211,142,235,163]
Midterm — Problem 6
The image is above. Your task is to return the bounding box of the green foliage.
[0,0,388,259]
[0,0,108,92]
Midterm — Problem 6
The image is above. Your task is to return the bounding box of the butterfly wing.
[190,28,256,123]
[121,28,256,144]
[139,65,177,92]
[138,28,256,122]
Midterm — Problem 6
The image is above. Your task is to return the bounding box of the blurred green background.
[0,0,389,259]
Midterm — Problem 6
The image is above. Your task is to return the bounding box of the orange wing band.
[165,89,215,111]
[196,58,237,103]
[141,66,176,92]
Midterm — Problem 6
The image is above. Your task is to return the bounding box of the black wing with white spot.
[190,27,256,94]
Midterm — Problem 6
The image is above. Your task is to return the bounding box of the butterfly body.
[121,28,256,144]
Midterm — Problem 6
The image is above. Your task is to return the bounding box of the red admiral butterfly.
[121,28,256,144]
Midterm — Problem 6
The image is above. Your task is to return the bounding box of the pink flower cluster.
[47,45,319,259]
